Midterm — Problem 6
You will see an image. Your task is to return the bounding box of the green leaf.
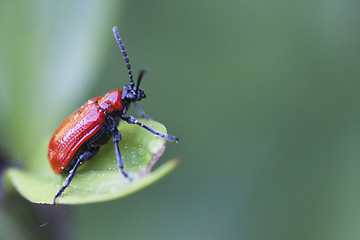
[4,120,178,205]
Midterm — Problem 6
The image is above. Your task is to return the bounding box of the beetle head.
[122,69,147,103]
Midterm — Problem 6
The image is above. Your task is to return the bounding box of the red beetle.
[48,27,178,204]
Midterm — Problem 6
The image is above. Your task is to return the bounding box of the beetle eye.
[139,90,146,99]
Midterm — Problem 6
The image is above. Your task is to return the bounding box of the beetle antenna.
[113,26,135,88]
[136,69,147,91]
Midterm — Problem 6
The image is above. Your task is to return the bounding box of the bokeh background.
[1,1,360,239]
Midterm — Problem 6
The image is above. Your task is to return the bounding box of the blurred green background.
[1,0,360,239]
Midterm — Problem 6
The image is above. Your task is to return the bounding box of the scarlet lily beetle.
[48,26,178,204]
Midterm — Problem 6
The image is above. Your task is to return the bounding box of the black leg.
[133,102,152,120]
[112,129,130,179]
[53,151,93,204]
[121,114,179,142]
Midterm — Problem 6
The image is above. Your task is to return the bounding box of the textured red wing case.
[48,102,106,173]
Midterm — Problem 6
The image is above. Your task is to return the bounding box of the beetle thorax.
[98,89,123,114]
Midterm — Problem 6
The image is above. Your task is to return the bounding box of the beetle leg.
[133,102,152,120]
[53,151,93,204]
[112,129,130,179]
[121,114,179,142]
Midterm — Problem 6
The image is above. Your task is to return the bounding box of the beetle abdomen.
[48,102,106,173]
